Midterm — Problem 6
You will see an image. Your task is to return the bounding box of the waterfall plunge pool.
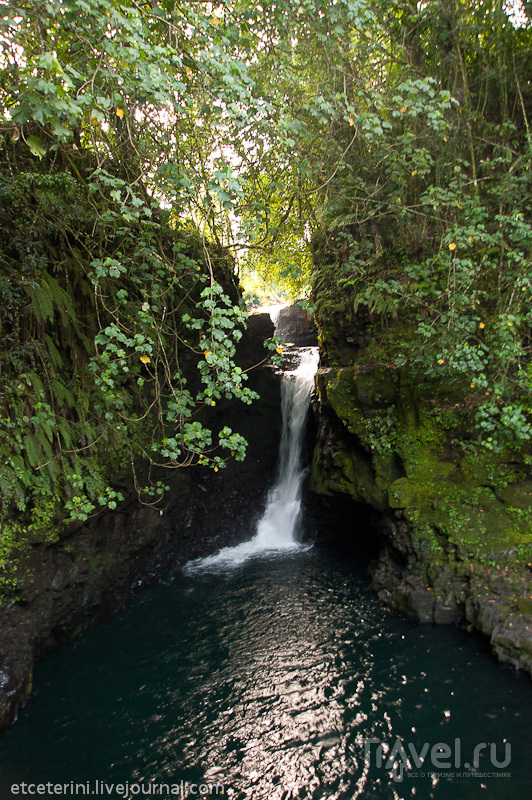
[1,346,531,799]
[1,548,531,799]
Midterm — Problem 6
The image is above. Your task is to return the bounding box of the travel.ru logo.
[362,737,511,782]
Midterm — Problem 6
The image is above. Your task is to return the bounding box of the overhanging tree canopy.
[1,0,531,585]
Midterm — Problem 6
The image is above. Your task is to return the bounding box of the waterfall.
[253,348,319,549]
[185,345,319,571]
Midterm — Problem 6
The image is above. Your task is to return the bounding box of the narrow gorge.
[2,1,532,797]
[2,306,532,800]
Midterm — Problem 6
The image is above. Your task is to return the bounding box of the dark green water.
[1,547,531,800]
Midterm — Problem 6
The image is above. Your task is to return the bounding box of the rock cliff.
[311,359,532,675]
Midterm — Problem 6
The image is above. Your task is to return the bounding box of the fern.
[40,434,54,463]
[46,456,61,482]
[29,282,54,322]
[12,481,26,510]
[40,417,55,444]
[78,331,92,354]
[80,421,96,443]
[56,417,75,450]
[23,434,39,468]
[0,468,15,503]
[45,335,64,370]
[27,371,44,398]
[3,462,27,508]
[50,378,75,409]
[44,273,82,338]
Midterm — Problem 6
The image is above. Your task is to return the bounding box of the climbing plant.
[0,0,285,584]
[1,0,532,591]
[276,0,532,452]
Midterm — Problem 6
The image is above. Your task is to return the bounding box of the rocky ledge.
[311,363,532,676]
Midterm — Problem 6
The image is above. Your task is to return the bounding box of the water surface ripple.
[1,549,531,799]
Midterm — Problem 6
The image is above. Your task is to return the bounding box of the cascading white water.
[252,347,319,549]
[186,346,319,571]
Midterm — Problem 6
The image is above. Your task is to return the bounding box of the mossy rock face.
[388,478,419,509]
[320,366,398,418]
[354,369,400,406]
[329,448,386,509]
[496,484,532,509]
[517,598,532,616]
[312,354,532,672]
[314,361,532,561]
[311,302,532,673]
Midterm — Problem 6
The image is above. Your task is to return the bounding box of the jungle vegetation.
[0,0,531,586]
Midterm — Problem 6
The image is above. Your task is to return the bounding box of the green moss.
[330,448,387,509]
[314,360,532,571]
[517,598,532,615]
[498,485,532,509]
[388,478,419,509]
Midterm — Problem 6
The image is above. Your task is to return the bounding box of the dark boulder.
[276,305,317,346]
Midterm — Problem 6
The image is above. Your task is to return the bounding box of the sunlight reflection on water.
[0,553,531,799]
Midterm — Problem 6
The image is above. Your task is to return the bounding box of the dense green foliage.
[270,0,532,454]
[0,0,287,580]
[1,0,531,587]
